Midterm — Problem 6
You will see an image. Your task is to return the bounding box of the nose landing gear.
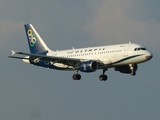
[129,64,136,76]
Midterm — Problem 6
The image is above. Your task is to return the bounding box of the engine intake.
[78,60,98,72]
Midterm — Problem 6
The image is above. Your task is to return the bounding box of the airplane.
[8,24,153,81]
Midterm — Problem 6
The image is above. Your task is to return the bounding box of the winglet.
[11,50,16,55]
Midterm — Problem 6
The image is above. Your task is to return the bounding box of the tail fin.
[24,24,50,54]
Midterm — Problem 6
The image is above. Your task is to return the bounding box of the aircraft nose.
[146,55,153,60]
[145,51,153,60]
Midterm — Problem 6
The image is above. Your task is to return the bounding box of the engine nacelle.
[78,60,98,72]
[115,64,138,74]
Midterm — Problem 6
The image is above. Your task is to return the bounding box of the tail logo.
[27,29,36,47]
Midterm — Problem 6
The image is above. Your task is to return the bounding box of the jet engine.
[78,60,98,72]
[115,64,138,74]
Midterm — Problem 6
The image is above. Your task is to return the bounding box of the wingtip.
[11,50,16,55]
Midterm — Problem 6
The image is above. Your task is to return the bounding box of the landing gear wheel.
[73,74,77,80]
[72,74,81,80]
[99,75,108,81]
[103,75,108,81]
[76,74,81,80]
[99,75,104,81]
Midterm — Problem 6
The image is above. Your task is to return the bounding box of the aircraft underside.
[30,60,138,81]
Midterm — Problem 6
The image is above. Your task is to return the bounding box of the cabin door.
[123,44,130,57]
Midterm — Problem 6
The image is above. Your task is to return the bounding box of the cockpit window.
[134,48,137,51]
[141,47,146,50]
[134,47,147,51]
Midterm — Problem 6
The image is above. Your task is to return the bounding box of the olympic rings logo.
[27,29,36,47]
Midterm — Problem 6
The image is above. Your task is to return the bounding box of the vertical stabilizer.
[24,24,50,54]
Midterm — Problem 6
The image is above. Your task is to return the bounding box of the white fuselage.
[42,43,152,70]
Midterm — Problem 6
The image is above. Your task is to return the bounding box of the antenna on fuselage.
[129,41,131,44]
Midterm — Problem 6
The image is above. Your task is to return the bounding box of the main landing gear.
[72,70,81,80]
[72,69,108,81]
[99,69,108,81]
[72,74,81,80]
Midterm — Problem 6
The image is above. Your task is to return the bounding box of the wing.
[8,50,103,67]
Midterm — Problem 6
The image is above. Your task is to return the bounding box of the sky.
[0,0,160,119]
